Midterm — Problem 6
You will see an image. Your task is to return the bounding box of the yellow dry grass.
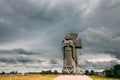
[0,74,60,80]
[90,76,120,80]
[0,75,120,80]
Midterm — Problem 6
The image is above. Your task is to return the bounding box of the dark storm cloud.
[0,49,14,54]
[104,49,120,59]
[79,26,120,59]
[81,60,118,70]
[0,56,43,64]
[13,48,34,55]
[50,59,58,64]
[0,56,34,64]
[16,56,34,63]
[82,0,120,29]
[0,0,53,44]
[0,0,83,49]
[0,57,16,64]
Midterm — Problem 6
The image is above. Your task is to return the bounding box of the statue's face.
[65,34,71,40]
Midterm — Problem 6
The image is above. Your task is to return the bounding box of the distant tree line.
[0,71,19,75]
[85,64,120,78]
[85,70,95,76]
[0,70,60,75]
[25,70,60,75]
[40,70,59,75]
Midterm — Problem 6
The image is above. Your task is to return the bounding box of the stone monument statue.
[62,33,82,74]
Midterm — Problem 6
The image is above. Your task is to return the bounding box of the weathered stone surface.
[62,33,82,74]
[54,75,93,80]
[74,40,82,48]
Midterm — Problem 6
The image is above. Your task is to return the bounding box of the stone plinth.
[54,75,93,80]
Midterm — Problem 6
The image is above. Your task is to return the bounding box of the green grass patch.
[90,76,120,80]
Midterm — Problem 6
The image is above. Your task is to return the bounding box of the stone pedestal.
[54,75,93,80]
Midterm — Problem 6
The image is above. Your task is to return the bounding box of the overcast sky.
[0,0,120,73]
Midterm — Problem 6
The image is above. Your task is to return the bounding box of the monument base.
[54,75,92,80]
[62,67,83,74]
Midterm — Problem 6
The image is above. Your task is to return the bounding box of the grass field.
[90,76,120,80]
[0,75,120,80]
[0,74,60,80]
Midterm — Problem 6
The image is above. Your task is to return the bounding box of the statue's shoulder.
[62,40,67,44]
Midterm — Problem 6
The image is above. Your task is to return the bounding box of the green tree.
[113,64,120,78]
[53,70,58,75]
[104,69,111,77]
[104,64,120,78]
[47,70,52,74]
[41,71,45,75]
[85,70,89,75]
[90,70,95,75]
[2,71,5,75]
[117,70,120,78]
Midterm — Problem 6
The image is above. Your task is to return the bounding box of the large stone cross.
[62,33,82,74]
[69,33,82,48]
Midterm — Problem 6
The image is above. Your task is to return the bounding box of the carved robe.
[62,39,78,72]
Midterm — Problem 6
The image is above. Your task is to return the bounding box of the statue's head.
[65,34,71,40]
